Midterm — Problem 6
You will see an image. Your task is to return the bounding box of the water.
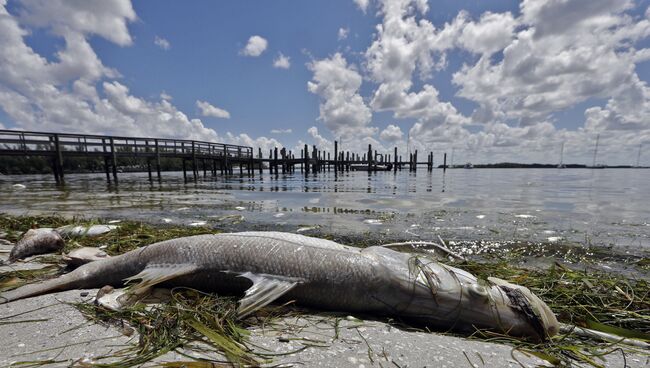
[1,169,649,262]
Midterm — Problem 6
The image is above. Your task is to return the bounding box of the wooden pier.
[0,130,254,183]
[0,129,444,183]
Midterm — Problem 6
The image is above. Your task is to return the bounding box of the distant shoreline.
[438,163,648,169]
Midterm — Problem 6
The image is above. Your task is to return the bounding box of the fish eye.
[468,283,488,298]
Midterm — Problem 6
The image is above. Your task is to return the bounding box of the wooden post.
[102,138,110,183]
[312,145,317,173]
[304,144,310,174]
[145,141,152,182]
[394,147,398,172]
[223,145,229,176]
[238,148,243,176]
[443,152,447,172]
[414,150,418,172]
[258,148,263,174]
[54,134,64,182]
[367,144,372,172]
[274,147,279,175]
[110,137,118,182]
[191,141,198,181]
[155,139,162,180]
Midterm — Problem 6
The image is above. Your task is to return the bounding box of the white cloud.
[273,53,291,69]
[379,124,403,143]
[365,0,469,129]
[241,35,268,57]
[338,27,349,40]
[160,91,172,101]
[225,132,282,155]
[271,128,292,134]
[353,0,369,14]
[196,100,230,119]
[17,0,136,46]
[307,126,332,151]
[0,1,283,150]
[452,0,650,125]
[154,36,170,50]
[307,53,374,140]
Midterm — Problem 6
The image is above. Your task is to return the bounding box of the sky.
[1,0,650,165]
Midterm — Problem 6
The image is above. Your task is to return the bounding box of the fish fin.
[124,263,198,295]
[237,272,301,318]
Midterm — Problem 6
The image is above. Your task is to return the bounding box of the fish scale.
[0,231,559,340]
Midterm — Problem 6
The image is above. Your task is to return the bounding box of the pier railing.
[0,130,251,158]
[0,129,253,183]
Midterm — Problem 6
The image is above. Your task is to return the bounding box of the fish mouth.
[488,277,559,340]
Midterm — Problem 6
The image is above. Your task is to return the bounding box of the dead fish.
[8,228,64,262]
[0,232,559,340]
[63,247,111,268]
[56,224,118,238]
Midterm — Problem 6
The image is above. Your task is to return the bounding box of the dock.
[0,129,444,184]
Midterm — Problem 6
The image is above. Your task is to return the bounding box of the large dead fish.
[0,232,559,340]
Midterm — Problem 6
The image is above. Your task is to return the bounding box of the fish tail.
[0,272,79,303]
[0,256,132,304]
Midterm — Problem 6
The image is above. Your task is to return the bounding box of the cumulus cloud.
[379,124,403,143]
[353,0,369,14]
[273,53,291,69]
[241,35,268,57]
[365,0,469,130]
[307,53,374,140]
[338,27,349,40]
[0,0,282,153]
[271,128,292,134]
[347,0,650,163]
[154,36,170,50]
[225,132,282,155]
[196,100,231,119]
[16,0,136,46]
[452,0,650,126]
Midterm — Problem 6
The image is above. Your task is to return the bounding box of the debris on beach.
[363,219,383,225]
[63,247,110,267]
[56,224,118,238]
[8,228,64,261]
[296,225,319,233]
[188,221,207,227]
[515,214,535,219]
[11,183,26,190]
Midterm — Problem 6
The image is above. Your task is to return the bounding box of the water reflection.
[0,169,648,250]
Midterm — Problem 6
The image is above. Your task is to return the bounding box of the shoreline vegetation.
[0,214,648,367]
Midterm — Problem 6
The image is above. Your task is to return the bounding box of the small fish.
[8,228,64,262]
[56,225,118,237]
[62,247,111,268]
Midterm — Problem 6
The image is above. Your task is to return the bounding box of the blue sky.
[1,0,650,164]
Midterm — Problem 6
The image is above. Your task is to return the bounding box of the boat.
[463,162,473,169]
[350,163,393,171]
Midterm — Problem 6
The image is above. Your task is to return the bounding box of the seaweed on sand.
[1,214,649,367]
